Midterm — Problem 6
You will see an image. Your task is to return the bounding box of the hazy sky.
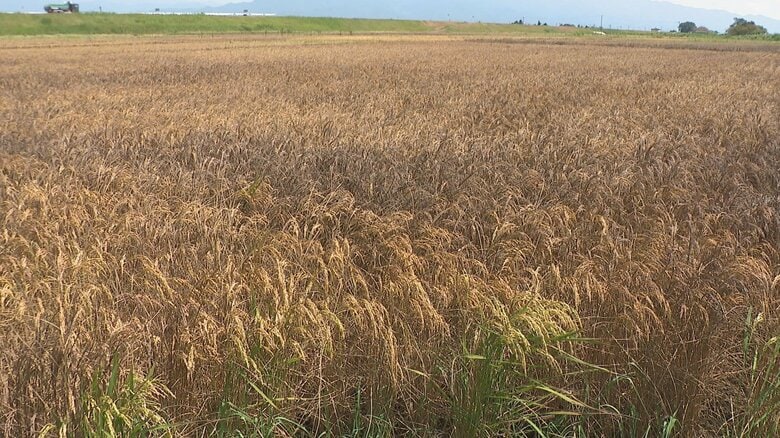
[140,0,780,20]
[664,0,780,19]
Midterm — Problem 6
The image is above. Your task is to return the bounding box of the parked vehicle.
[44,2,79,13]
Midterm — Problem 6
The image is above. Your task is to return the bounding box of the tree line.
[678,17,769,35]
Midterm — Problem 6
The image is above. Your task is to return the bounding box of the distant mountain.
[1,0,778,33]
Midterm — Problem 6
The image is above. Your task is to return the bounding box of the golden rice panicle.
[1,34,778,436]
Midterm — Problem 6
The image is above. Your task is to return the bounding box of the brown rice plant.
[1,34,778,436]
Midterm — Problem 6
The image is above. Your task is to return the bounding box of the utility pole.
[600,15,603,30]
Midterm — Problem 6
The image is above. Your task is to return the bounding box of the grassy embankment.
[1,12,778,39]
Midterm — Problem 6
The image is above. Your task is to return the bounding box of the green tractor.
[44,2,79,13]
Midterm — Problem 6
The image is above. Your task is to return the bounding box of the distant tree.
[727,18,768,35]
[678,21,697,33]
[695,26,710,33]
[537,20,541,26]
[512,19,523,25]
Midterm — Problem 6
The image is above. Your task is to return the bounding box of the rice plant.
[1,34,778,436]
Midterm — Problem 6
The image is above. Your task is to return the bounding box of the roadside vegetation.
[1,35,778,436]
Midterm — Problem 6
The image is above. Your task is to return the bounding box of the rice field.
[1,34,779,436]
